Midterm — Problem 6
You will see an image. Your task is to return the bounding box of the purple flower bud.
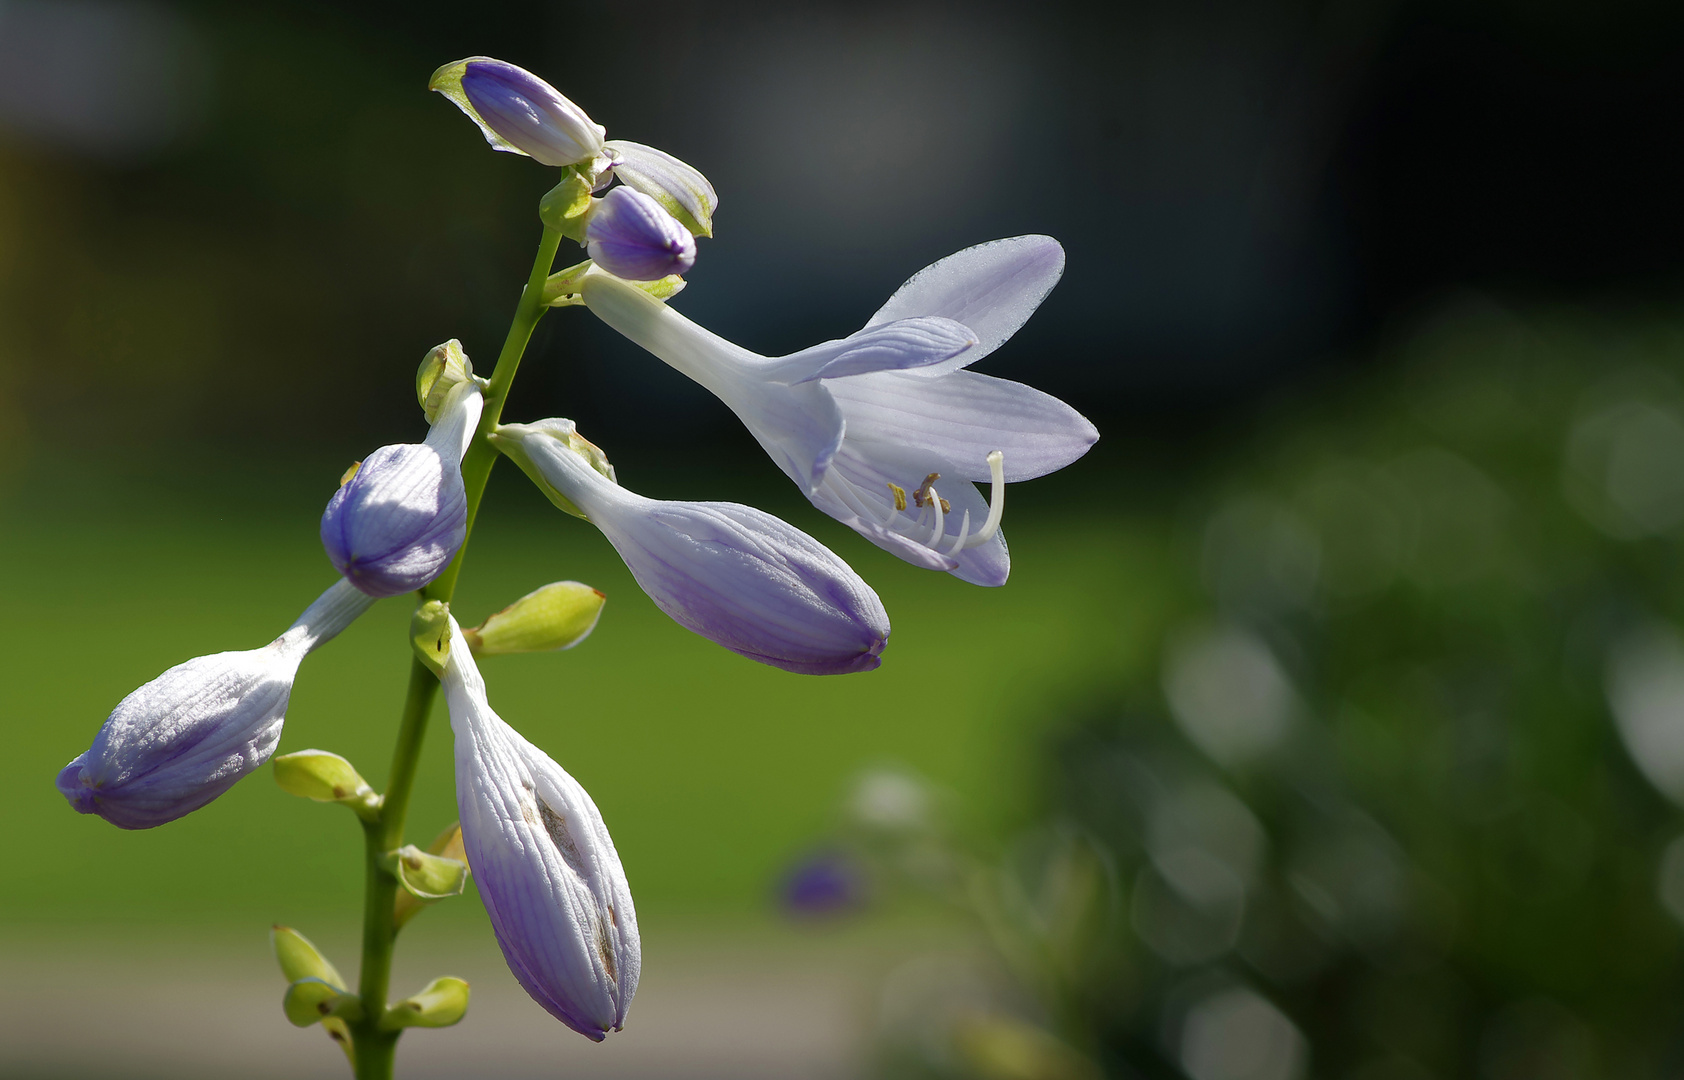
[430,57,606,168]
[782,851,868,915]
[321,381,483,598]
[441,617,639,1040]
[56,581,374,829]
[585,187,696,282]
[491,419,890,675]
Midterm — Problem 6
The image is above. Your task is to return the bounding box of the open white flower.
[580,235,1097,585]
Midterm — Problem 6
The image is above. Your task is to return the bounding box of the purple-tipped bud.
[56,581,374,829]
[441,617,639,1040]
[585,188,696,281]
[431,57,606,168]
[492,419,890,675]
[321,381,483,598]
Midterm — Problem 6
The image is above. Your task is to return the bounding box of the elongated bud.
[284,978,364,1027]
[411,599,453,676]
[431,57,605,168]
[465,581,605,656]
[272,925,348,990]
[56,581,374,829]
[387,843,469,901]
[492,420,890,675]
[321,380,483,597]
[394,822,468,930]
[542,258,685,308]
[585,188,696,282]
[273,749,380,820]
[440,616,640,1040]
[605,140,717,238]
[416,340,477,424]
[381,977,470,1031]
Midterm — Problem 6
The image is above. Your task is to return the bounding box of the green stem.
[346,224,563,1080]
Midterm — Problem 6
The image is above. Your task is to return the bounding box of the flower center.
[881,450,1005,557]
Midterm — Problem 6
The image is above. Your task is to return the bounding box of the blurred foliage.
[797,297,1684,1079]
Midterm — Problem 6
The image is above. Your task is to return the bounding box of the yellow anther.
[338,461,362,487]
[887,482,907,512]
[912,473,941,508]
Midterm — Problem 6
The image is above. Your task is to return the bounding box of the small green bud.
[271,925,348,991]
[410,600,453,677]
[283,977,363,1027]
[273,751,380,820]
[464,581,606,656]
[416,340,478,423]
[538,169,595,240]
[386,843,468,901]
[394,822,468,930]
[542,258,687,308]
[380,976,470,1031]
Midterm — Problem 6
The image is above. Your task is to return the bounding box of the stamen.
[963,450,1007,547]
[927,485,945,544]
[944,510,972,555]
[829,474,897,528]
[886,482,907,512]
[912,473,941,508]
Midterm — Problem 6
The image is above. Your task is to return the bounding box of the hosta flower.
[440,616,639,1040]
[579,235,1098,586]
[430,57,606,168]
[321,380,484,598]
[56,580,374,829]
[491,418,890,674]
[586,187,696,282]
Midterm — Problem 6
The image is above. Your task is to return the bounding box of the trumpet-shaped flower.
[579,236,1098,586]
[430,57,606,168]
[440,616,639,1040]
[492,419,890,674]
[586,187,696,281]
[56,580,374,829]
[321,380,484,598]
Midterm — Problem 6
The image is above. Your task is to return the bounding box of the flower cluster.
[54,54,1097,1064]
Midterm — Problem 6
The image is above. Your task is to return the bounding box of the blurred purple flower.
[580,236,1099,586]
[782,851,868,915]
[430,57,606,168]
[55,580,374,829]
[321,380,483,598]
[491,418,890,675]
[586,187,696,281]
[441,616,639,1040]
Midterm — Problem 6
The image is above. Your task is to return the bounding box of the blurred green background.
[5,1,1684,1078]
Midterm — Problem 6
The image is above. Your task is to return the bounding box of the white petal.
[604,139,718,238]
[827,369,1098,483]
[768,317,978,384]
[865,236,1065,367]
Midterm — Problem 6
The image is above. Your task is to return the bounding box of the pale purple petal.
[454,58,605,167]
[825,369,1099,483]
[769,317,978,384]
[585,187,695,281]
[864,235,1065,369]
[603,139,717,237]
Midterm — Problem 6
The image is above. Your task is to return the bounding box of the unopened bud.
[283,977,363,1028]
[542,258,686,308]
[380,976,470,1031]
[386,843,468,901]
[416,340,477,424]
[430,57,605,168]
[273,750,380,819]
[410,600,453,676]
[465,581,606,656]
[394,822,468,930]
[586,187,696,282]
[539,170,596,239]
[271,925,347,990]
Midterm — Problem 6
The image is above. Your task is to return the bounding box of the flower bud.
[492,419,890,675]
[386,843,469,901]
[394,822,468,930]
[271,925,348,990]
[56,580,374,829]
[604,139,718,238]
[321,380,484,597]
[430,57,606,168]
[416,339,477,424]
[381,977,470,1031]
[464,581,605,656]
[273,749,380,820]
[439,616,639,1040]
[585,187,696,282]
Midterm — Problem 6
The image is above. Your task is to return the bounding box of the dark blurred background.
[4,1,1684,1078]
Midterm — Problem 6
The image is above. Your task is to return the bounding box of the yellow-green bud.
[538,169,595,240]
[394,823,467,930]
[416,340,477,424]
[273,750,380,820]
[283,977,364,1028]
[541,257,687,308]
[464,581,606,656]
[380,976,471,1031]
[385,843,468,901]
[410,600,453,676]
[271,925,347,990]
